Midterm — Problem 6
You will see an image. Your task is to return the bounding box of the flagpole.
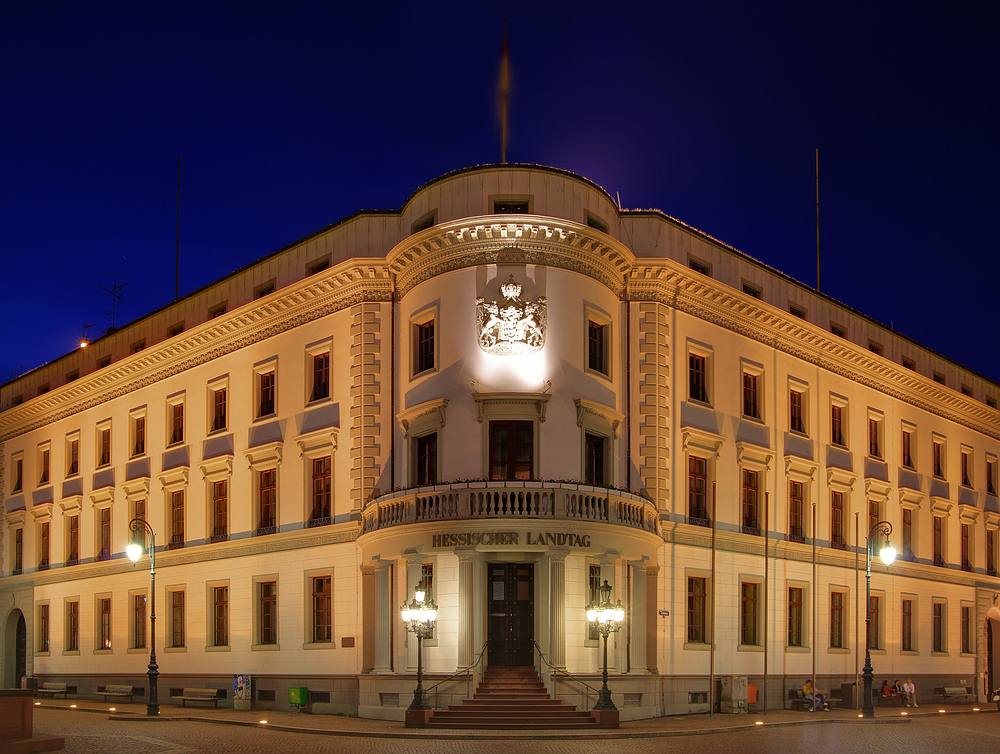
[501,21,509,163]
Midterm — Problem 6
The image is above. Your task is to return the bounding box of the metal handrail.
[531,639,599,709]
[425,641,489,710]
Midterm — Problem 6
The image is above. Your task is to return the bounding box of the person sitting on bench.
[802,680,829,711]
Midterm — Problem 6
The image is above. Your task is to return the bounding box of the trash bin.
[841,682,858,709]
[289,687,309,707]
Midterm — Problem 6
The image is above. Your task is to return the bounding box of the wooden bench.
[173,688,221,708]
[35,682,68,699]
[937,686,973,703]
[876,693,904,706]
[788,688,837,710]
[99,685,134,703]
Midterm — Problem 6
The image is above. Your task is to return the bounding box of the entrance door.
[14,611,26,687]
[487,563,534,666]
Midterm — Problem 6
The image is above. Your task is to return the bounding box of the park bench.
[937,686,973,703]
[876,693,903,706]
[99,684,134,703]
[35,682,68,699]
[173,688,222,708]
[788,687,838,710]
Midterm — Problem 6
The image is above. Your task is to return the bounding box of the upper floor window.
[169,401,185,445]
[414,433,438,486]
[688,456,708,522]
[584,432,606,486]
[742,282,761,299]
[211,386,228,432]
[868,416,882,458]
[689,258,711,276]
[830,404,846,447]
[311,457,332,521]
[933,439,945,479]
[38,448,50,486]
[742,372,760,419]
[788,481,805,541]
[131,413,146,457]
[11,457,23,493]
[489,421,533,480]
[587,320,608,376]
[257,469,277,534]
[830,491,845,548]
[493,199,529,213]
[412,311,437,377]
[310,352,330,402]
[961,449,972,487]
[901,427,914,468]
[741,469,759,532]
[257,369,276,419]
[689,354,708,403]
[789,389,805,434]
[97,425,112,467]
[67,437,79,476]
[987,457,997,495]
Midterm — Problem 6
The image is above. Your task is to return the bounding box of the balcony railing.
[361,481,659,536]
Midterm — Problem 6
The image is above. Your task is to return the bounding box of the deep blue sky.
[2,1,998,385]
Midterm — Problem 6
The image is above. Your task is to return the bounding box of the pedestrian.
[902,678,918,707]
[803,679,829,711]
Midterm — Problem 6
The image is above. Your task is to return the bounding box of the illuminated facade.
[2,164,999,719]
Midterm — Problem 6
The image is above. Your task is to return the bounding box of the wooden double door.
[487,563,534,666]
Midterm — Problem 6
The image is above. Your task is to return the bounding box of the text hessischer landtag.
[431,531,591,548]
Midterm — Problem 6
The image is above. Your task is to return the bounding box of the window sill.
[789,429,809,439]
[93,649,113,655]
[252,643,281,652]
[687,397,712,409]
[683,641,711,651]
[164,646,187,653]
[306,396,332,407]
[741,414,764,424]
[785,645,811,653]
[931,651,949,657]
[34,651,50,657]
[207,427,228,437]
[127,647,148,654]
[827,647,850,654]
[206,645,231,652]
[61,650,80,657]
[302,641,335,650]
[584,366,612,383]
[737,644,763,653]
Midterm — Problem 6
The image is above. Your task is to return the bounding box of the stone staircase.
[425,665,597,729]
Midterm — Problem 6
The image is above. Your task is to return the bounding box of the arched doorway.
[3,609,27,689]
[986,607,1000,700]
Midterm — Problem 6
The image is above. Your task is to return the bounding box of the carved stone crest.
[476,275,546,355]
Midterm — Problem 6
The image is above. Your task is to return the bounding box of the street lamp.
[862,520,896,718]
[586,579,625,710]
[400,581,437,711]
[126,517,159,716]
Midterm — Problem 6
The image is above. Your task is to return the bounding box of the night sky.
[2,1,998,388]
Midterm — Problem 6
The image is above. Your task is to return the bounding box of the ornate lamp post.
[862,521,896,718]
[126,518,159,716]
[400,581,437,712]
[586,579,625,711]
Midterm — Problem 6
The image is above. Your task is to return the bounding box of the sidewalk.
[33,699,999,740]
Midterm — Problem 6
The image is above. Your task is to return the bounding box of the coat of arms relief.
[476,275,547,355]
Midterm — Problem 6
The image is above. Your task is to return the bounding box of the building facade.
[2,164,999,719]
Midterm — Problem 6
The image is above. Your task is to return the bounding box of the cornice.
[0,262,393,443]
[630,260,1000,441]
[388,216,633,299]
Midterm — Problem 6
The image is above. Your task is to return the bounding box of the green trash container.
[289,687,309,706]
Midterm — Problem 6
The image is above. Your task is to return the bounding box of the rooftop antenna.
[500,21,509,164]
[815,148,820,292]
[175,156,181,301]
[100,269,129,331]
[79,324,95,348]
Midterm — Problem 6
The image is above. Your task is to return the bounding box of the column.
[600,556,618,672]
[456,548,477,669]
[628,559,648,674]
[404,554,424,671]
[365,562,392,674]
[549,549,568,668]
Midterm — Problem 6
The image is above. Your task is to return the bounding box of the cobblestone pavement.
[30,702,1000,754]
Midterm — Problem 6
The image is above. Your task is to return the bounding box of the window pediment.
[736,441,772,472]
[682,426,724,460]
[929,495,952,516]
[785,455,818,483]
[397,399,447,440]
[473,392,550,423]
[244,441,283,470]
[899,488,923,510]
[865,479,892,502]
[296,427,339,459]
[31,502,53,522]
[121,477,150,501]
[958,504,979,525]
[157,467,189,493]
[89,486,115,509]
[199,454,234,482]
[6,511,25,526]
[575,399,623,437]
[827,467,857,493]
[59,496,83,515]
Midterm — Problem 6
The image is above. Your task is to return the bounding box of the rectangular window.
[38,604,49,652]
[688,577,707,643]
[133,498,146,523]
[98,426,111,466]
[211,387,227,432]
[740,582,758,645]
[170,491,185,548]
[213,586,229,646]
[742,373,760,419]
[788,587,803,647]
[868,595,880,650]
[98,508,111,560]
[789,389,804,433]
[171,591,185,647]
[933,602,944,653]
[311,352,330,402]
[741,470,759,532]
[14,528,23,573]
[170,402,184,445]
[39,521,50,570]
[258,469,277,534]
[67,438,79,476]
[933,440,944,478]
[987,529,997,576]
[38,448,50,485]
[868,418,881,458]
[868,499,879,539]
[962,605,972,654]
[901,429,914,468]
[588,564,601,641]
[132,415,146,457]
[689,354,707,402]
[66,601,79,651]
[961,523,971,570]
[415,434,437,486]
[688,456,708,522]
[416,320,435,375]
[933,516,944,565]
[789,481,804,541]
[988,459,998,495]
[902,508,914,560]
[420,563,435,640]
[211,480,228,542]
[489,421,533,480]
[260,581,277,645]
[742,282,761,298]
[584,432,606,486]
[588,321,607,375]
[67,515,79,564]
[258,371,276,418]
[312,575,332,643]
[134,594,147,649]
[961,451,972,487]
[830,591,845,648]
[12,457,23,493]
[829,493,844,547]
[99,597,112,650]
[831,405,845,446]
[311,457,332,521]
[901,598,913,651]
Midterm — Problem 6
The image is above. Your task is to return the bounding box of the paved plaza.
[24,700,1000,754]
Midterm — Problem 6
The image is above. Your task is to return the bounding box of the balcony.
[361,481,659,536]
